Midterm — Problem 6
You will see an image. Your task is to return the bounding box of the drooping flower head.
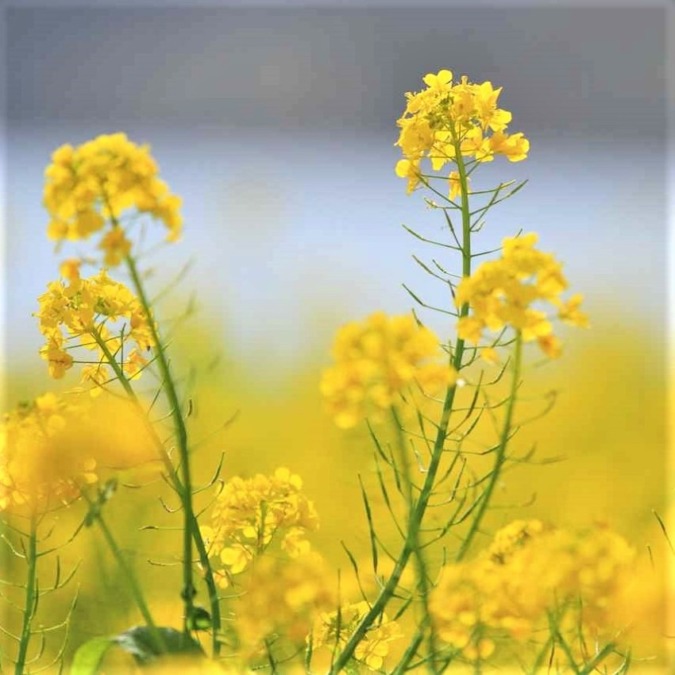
[43,133,182,262]
[455,233,588,358]
[395,70,529,195]
[321,312,456,428]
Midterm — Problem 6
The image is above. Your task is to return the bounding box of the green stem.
[390,407,437,673]
[14,515,38,675]
[89,329,135,399]
[85,494,167,654]
[455,332,522,562]
[100,191,198,637]
[124,254,196,636]
[91,323,223,655]
[329,134,473,674]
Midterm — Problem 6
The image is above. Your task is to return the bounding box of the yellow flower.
[234,552,335,658]
[35,270,155,383]
[321,312,457,428]
[311,601,403,672]
[99,227,132,266]
[430,520,639,661]
[448,170,469,201]
[395,70,529,192]
[59,258,81,281]
[0,393,98,515]
[206,468,319,579]
[43,132,182,258]
[455,233,587,357]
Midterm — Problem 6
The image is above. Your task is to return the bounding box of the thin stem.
[390,407,437,673]
[91,320,222,655]
[15,514,38,675]
[124,253,196,637]
[100,190,199,637]
[329,126,473,674]
[85,493,167,654]
[89,329,135,399]
[455,332,522,562]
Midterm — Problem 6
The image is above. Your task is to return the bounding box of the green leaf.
[70,627,204,674]
[115,626,204,665]
[70,637,115,675]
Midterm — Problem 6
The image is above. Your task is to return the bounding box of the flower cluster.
[320,312,456,429]
[429,520,638,662]
[35,266,154,381]
[0,393,98,514]
[202,468,319,586]
[311,601,403,671]
[455,233,588,358]
[0,391,161,517]
[395,70,529,196]
[234,552,336,657]
[44,132,182,259]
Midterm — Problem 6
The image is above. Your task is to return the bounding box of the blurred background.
[2,0,671,668]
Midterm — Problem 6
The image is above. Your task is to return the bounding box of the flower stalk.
[14,514,38,675]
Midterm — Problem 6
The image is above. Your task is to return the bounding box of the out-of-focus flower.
[0,393,97,515]
[321,312,456,428]
[234,552,336,658]
[0,390,162,517]
[311,601,403,671]
[430,520,640,663]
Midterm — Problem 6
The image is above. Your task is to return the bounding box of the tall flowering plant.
[0,73,660,674]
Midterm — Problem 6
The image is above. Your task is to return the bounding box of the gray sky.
[5,4,667,137]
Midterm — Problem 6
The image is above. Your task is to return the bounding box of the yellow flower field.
[0,69,669,674]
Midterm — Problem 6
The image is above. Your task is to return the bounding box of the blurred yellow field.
[1,64,669,674]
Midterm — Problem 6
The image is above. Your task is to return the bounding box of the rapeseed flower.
[311,601,403,671]
[455,233,588,357]
[430,520,638,662]
[0,391,161,518]
[395,70,529,195]
[0,393,98,515]
[234,552,335,657]
[44,133,182,258]
[35,269,154,382]
[202,468,318,585]
[321,312,456,428]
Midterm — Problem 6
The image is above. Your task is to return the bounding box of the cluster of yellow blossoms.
[430,520,638,663]
[320,312,456,428]
[395,70,529,196]
[201,468,319,586]
[234,552,336,658]
[0,391,160,517]
[312,601,403,671]
[35,265,154,382]
[44,133,182,261]
[0,393,98,514]
[455,233,588,358]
